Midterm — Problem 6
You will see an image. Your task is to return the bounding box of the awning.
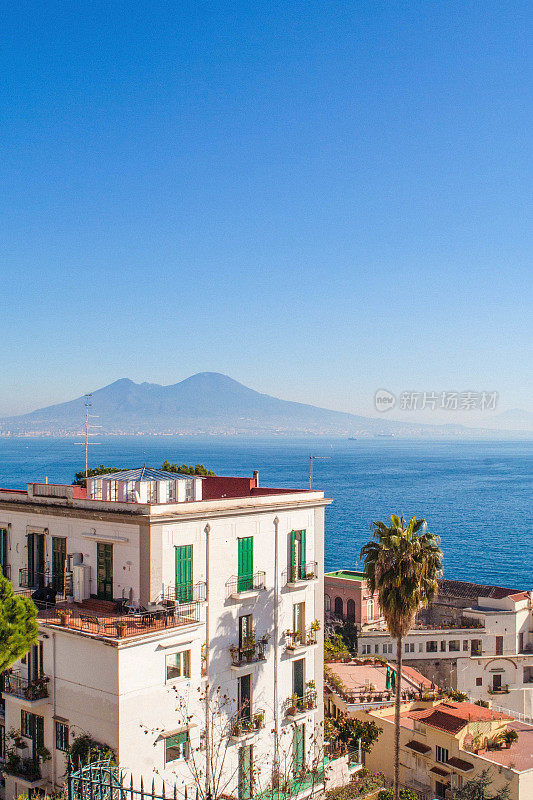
[447,757,474,772]
[430,767,449,777]
[405,740,431,755]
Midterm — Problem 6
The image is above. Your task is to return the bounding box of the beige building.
[350,700,533,800]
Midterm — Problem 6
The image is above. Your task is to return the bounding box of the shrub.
[68,734,117,765]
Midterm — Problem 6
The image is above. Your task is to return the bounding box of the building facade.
[358,579,533,718]
[324,571,381,627]
[349,700,533,800]
[0,469,329,800]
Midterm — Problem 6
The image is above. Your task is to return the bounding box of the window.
[435,746,449,764]
[21,712,44,750]
[55,720,69,752]
[361,644,371,655]
[367,599,374,621]
[0,527,8,578]
[426,641,438,653]
[238,744,253,800]
[449,640,460,652]
[405,643,415,653]
[166,650,191,681]
[325,595,331,612]
[0,725,5,760]
[476,677,482,686]
[92,481,103,500]
[384,643,393,654]
[440,641,446,652]
[238,673,252,722]
[334,597,343,618]
[165,732,189,763]
[109,481,118,501]
[492,674,502,691]
[168,482,176,502]
[185,480,194,501]
[463,640,469,651]
[346,599,356,622]
[495,636,503,656]
[126,481,136,502]
[290,530,306,581]
[293,724,305,775]
[374,644,379,653]
[239,614,253,650]
[524,667,533,684]
[238,537,254,591]
[148,482,157,503]
[419,643,423,652]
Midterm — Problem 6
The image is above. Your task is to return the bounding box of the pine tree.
[0,576,39,672]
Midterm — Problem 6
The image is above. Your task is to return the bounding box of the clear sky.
[1,1,531,421]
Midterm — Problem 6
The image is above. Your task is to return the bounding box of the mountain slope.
[0,373,522,437]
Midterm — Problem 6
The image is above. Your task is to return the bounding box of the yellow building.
[330,695,533,800]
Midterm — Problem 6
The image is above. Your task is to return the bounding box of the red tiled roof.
[438,578,521,600]
[447,757,474,772]
[430,767,449,777]
[408,702,511,734]
[405,740,431,755]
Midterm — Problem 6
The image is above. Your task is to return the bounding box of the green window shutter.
[238,744,253,800]
[237,537,253,592]
[290,531,297,581]
[175,545,193,602]
[27,533,35,585]
[300,530,306,570]
[293,724,305,774]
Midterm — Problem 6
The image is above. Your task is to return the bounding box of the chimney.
[253,470,259,487]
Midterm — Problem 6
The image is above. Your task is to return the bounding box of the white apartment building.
[358,581,533,718]
[0,468,329,800]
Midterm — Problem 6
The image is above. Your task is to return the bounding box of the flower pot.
[58,613,70,627]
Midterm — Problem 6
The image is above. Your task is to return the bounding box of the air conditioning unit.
[67,552,84,570]
[73,565,91,602]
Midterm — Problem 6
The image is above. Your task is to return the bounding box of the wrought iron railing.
[284,690,317,716]
[2,672,50,701]
[19,566,51,589]
[70,758,194,800]
[3,751,41,782]
[230,707,266,737]
[285,626,319,650]
[225,571,266,596]
[229,635,269,666]
[283,561,318,585]
[162,582,207,603]
[36,600,201,638]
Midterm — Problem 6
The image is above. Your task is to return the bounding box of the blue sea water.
[0,437,531,589]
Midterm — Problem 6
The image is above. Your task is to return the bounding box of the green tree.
[0,576,39,672]
[324,633,351,661]
[333,713,382,754]
[162,461,216,476]
[360,515,442,800]
[73,465,122,487]
[454,769,510,800]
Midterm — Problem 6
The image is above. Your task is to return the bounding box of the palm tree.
[360,515,442,800]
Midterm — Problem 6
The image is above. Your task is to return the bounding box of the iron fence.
[69,759,196,800]
[282,562,318,585]
[225,571,266,597]
[2,672,50,701]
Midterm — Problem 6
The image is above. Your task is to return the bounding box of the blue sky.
[1,1,531,420]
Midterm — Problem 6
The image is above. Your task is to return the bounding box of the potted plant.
[500,729,518,748]
[253,711,264,729]
[232,720,243,737]
[229,644,240,665]
[287,693,299,715]
[57,608,72,627]
[115,620,127,637]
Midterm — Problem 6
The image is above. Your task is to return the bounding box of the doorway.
[97,543,113,601]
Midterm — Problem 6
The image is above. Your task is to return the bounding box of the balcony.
[2,753,42,785]
[283,562,318,589]
[284,689,318,718]
[18,567,51,590]
[229,635,269,668]
[230,708,266,740]
[162,582,207,603]
[226,572,266,601]
[2,673,50,704]
[285,624,319,651]
[36,599,202,639]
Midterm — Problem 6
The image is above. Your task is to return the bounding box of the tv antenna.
[74,394,101,478]
[309,455,330,490]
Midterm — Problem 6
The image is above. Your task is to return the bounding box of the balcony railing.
[162,582,207,603]
[3,751,41,782]
[2,672,49,701]
[229,635,269,667]
[230,708,266,737]
[283,561,318,585]
[19,566,51,589]
[226,571,266,597]
[285,626,319,650]
[284,690,317,716]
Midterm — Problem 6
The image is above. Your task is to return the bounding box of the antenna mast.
[74,393,101,478]
[309,455,331,490]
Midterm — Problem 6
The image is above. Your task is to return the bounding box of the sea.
[0,437,531,589]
